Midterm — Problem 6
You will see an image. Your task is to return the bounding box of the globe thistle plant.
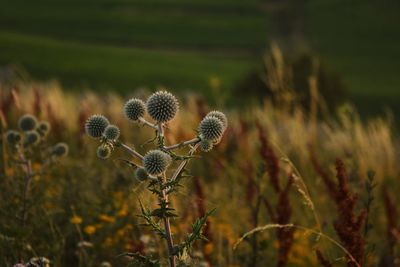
[85,115,110,138]
[206,110,228,130]
[146,91,179,123]
[85,90,227,267]
[103,125,120,141]
[18,114,38,132]
[97,145,112,159]
[124,98,146,121]
[143,150,172,176]
[3,114,68,263]
[135,167,149,181]
[198,116,224,142]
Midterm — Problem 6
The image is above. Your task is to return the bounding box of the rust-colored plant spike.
[382,187,399,262]
[257,123,295,267]
[316,249,333,267]
[311,152,367,267]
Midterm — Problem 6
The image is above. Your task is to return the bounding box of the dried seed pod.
[124,98,146,121]
[103,125,120,141]
[85,115,109,138]
[18,114,38,132]
[199,116,224,142]
[143,149,171,176]
[146,91,179,123]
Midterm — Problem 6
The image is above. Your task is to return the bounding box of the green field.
[0,0,399,113]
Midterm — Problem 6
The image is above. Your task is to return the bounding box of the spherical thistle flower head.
[18,114,38,132]
[135,167,149,181]
[146,91,179,123]
[103,124,120,141]
[143,149,172,176]
[206,110,228,130]
[37,121,51,136]
[198,116,224,142]
[5,130,22,145]
[97,145,112,159]
[52,142,69,157]
[124,98,146,121]
[85,115,109,138]
[200,139,213,152]
[24,130,40,146]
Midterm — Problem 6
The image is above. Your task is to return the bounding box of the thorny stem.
[164,138,200,151]
[119,142,144,160]
[138,117,158,130]
[169,143,200,187]
[159,174,176,267]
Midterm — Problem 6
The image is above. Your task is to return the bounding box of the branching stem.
[138,117,158,130]
[164,138,200,151]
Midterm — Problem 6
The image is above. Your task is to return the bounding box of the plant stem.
[17,148,33,262]
[138,117,158,130]
[164,138,200,151]
[119,142,144,160]
[160,174,176,267]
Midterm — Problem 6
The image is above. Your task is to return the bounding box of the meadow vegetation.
[0,76,399,266]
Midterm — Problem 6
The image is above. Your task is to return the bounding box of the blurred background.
[0,0,399,115]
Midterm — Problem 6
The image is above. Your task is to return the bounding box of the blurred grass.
[0,0,399,114]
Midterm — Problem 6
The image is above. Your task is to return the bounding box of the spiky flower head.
[206,111,228,130]
[18,114,38,132]
[85,115,109,138]
[52,142,69,157]
[97,145,112,159]
[6,130,22,145]
[37,121,51,137]
[124,98,146,121]
[103,125,120,141]
[135,167,149,181]
[198,116,224,142]
[200,139,213,152]
[143,150,172,176]
[24,131,40,146]
[146,91,179,122]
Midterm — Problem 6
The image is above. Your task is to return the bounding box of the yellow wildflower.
[99,214,116,223]
[84,225,96,235]
[70,215,82,225]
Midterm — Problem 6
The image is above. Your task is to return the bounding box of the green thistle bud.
[5,130,21,145]
[24,131,40,146]
[200,139,213,152]
[198,116,224,142]
[146,91,179,123]
[37,121,51,137]
[18,114,38,132]
[206,110,228,130]
[135,167,149,181]
[103,125,120,141]
[124,98,146,121]
[85,115,109,138]
[52,142,69,157]
[143,150,171,176]
[97,145,112,159]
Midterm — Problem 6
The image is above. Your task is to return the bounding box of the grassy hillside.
[0,0,399,113]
